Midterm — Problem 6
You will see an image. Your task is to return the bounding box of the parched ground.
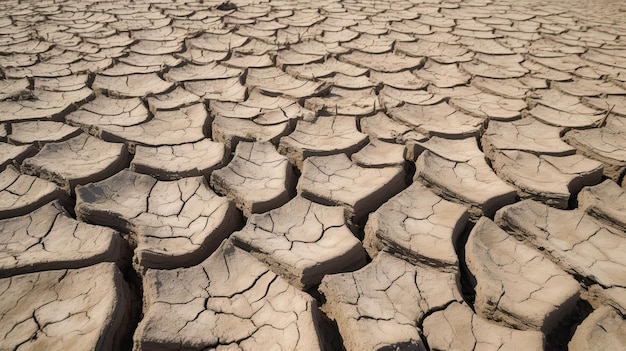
[1,0,626,350]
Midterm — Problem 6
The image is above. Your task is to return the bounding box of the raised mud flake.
[414,60,471,88]
[74,103,208,150]
[298,153,406,224]
[461,57,529,79]
[459,37,514,55]
[276,49,325,66]
[468,217,580,333]
[364,181,469,268]
[211,115,291,151]
[65,95,150,128]
[351,139,406,168]
[339,51,425,72]
[130,39,183,55]
[0,142,35,170]
[471,77,533,99]
[304,87,381,117]
[369,70,429,90]
[359,112,427,144]
[246,67,329,99]
[210,141,295,217]
[0,166,66,218]
[0,201,125,278]
[93,73,173,98]
[434,85,526,121]
[184,77,247,102]
[489,150,603,208]
[163,62,243,82]
[380,85,445,107]
[8,121,81,146]
[76,170,240,270]
[388,101,484,138]
[578,180,626,232]
[422,301,545,351]
[278,115,368,169]
[395,40,474,64]
[0,88,93,122]
[134,240,324,350]
[528,88,604,128]
[554,78,626,97]
[175,47,230,65]
[495,200,626,289]
[0,78,30,100]
[563,119,626,181]
[21,133,128,194]
[131,139,226,180]
[285,57,367,80]
[232,196,366,289]
[99,62,163,76]
[584,95,626,117]
[569,306,626,351]
[145,86,202,110]
[482,118,576,158]
[0,263,131,351]
[320,251,463,351]
[341,33,394,54]
[414,136,517,219]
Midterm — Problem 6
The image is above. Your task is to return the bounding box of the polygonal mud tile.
[0,263,132,351]
[21,133,128,194]
[395,40,473,63]
[0,142,35,170]
[76,170,240,270]
[364,181,469,269]
[528,88,604,128]
[414,137,517,219]
[210,141,295,217]
[0,166,67,218]
[471,77,533,99]
[388,102,484,138]
[278,115,368,169]
[131,139,227,180]
[584,95,626,117]
[380,85,446,107]
[554,78,626,97]
[461,56,529,79]
[433,85,526,121]
[482,118,576,158]
[569,306,626,351]
[496,200,626,289]
[0,201,126,278]
[304,87,381,116]
[414,60,471,88]
[246,67,330,99]
[578,180,626,232]
[70,103,208,151]
[369,70,429,90]
[65,95,150,128]
[320,251,463,351]
[351,139,406,168]
[134,240,325,351]
[7,121,81,146]
[0,78,30,100]
[359,112,427,144]
[422,302,545,351]
[232,196,366,289]
[563,119,626,181]
[145,86,202,111]
[298,153,406,224]
[339,51,425,72]
[184,77,247,102]
[468,217,580,333]
[489,150,603,208]
[211,116,291,151]
[285,57,367,80]
[163,62,242,82]
[0,88,93,122]
[93,73,173,97]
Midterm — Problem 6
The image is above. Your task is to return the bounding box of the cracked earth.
[0,0,626,350]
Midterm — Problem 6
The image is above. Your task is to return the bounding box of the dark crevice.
[455,220,477,308]
[545,298,594,351]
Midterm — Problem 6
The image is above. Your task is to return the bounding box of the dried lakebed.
[1,0,626,350]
